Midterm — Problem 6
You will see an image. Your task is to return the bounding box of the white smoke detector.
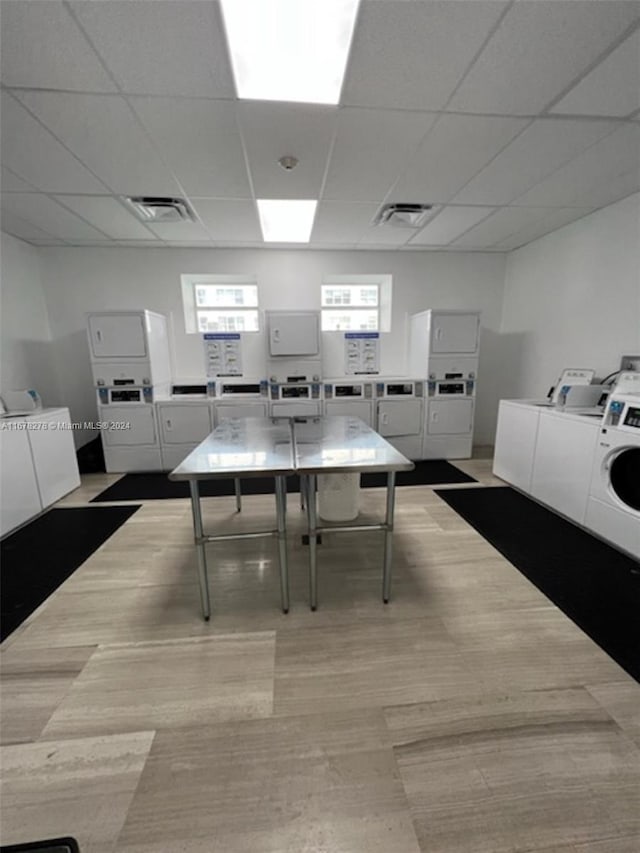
[125,197,195,223]
[373,203,433,228]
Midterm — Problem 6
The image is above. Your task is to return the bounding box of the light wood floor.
[1,460,639,852]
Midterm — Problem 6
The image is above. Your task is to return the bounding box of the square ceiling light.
[257,199,317,242]
[220,0,360,104]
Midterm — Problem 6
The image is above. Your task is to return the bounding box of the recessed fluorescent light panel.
[220,0,360,104]
[257,200,317,242]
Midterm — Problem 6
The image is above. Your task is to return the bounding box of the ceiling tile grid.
[1,0,639,251]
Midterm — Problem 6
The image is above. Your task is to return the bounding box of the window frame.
[321,275,392,333]
[181,274,260,334]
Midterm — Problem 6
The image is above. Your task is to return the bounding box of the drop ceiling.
[1,0,638,252]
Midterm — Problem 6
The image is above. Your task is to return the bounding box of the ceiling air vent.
[125,196,195,223]
[373,203,433,229]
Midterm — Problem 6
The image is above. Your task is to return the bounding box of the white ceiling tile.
[145,220,213,242]
[238,103,337,199]
[357,224,414,247]
[449,1,640,114]
[52,196,157,240]
[567,168,640,210]
[0,0,117,92]
[391,114,528,203]
[190,200,261,242]
[1,193,111,242]
[451,206,560,248]
[311,202,380,243]
[1,210,59,243]
[1,167,38,193]
[16,91,181,196]
[0,93,106,194]
[343,0,508,110]
[513,123,640,207]
[70,0,235,97]
[550,29,640,117]
[131,98,251,198]
[323,108,437,202]
[410,206,496,246]
[493,207,596,251]
[452,118,621,205]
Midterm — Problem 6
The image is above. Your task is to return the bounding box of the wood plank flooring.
[1,459,638,852]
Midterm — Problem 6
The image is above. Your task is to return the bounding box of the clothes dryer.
[585,393,640,559]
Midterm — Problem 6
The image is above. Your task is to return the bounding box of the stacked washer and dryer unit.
[410,309,480,459]
[89,310,171,472]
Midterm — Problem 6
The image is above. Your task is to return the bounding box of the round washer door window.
[609,447,640,511]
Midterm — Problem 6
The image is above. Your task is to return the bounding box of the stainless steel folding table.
[293,416,414,610]
[169,417,295,620]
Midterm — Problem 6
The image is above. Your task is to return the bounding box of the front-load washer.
[375,379,424,459]
[585,393,640,559]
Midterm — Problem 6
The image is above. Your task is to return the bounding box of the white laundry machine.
[97,388,162,472]
[269,380,323,418]
[375,379,424,459]
[213,379,269,424]
[156,386,213,470]
[323,379,375,427]
[585,392,640,559]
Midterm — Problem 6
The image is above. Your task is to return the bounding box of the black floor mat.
[436,486,640,682]
[91,461,475,502]
[1,505,140,642]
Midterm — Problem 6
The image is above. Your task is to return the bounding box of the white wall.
[0,232,60,406]
[501,193,640,399]
[40,247,506,447]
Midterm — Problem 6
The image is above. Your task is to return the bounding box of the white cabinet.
[267,311,320,356]
[531,411,600,524]
[0,423,42,537]
[27,409,81,507]
[493,401,541,492]
[88,313,147,358]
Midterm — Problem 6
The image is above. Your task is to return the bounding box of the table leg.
[234,477,242,513]
[383,471,396,604]
[189,480,211,621]
[307,474,318,611]
[299,474,306,511]
[274,475,289,614]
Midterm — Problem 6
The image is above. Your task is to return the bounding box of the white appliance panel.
[161,444,200,471]
[215,402,268,423]
[157,403,212,445]
[0,424,42,537]
[426,399,473,435]
[268,312,320,356]
[585,497,640,559]
[492,401,541,491]
[377,399,422,437]
[27,409,81,506]
[431,313,479,354]
[103,446,162,472]
[100,404,157,447]
[531,412,600,524]
[324,400,374,427]
[89,314,147,358]
[270,401,322,417]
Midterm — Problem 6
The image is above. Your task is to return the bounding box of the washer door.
[609,447,640,511]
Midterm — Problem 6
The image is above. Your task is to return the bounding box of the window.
[181,275,259,333]
[321,276,391,331]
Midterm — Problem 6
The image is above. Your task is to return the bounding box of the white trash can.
[317,472,361,522]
